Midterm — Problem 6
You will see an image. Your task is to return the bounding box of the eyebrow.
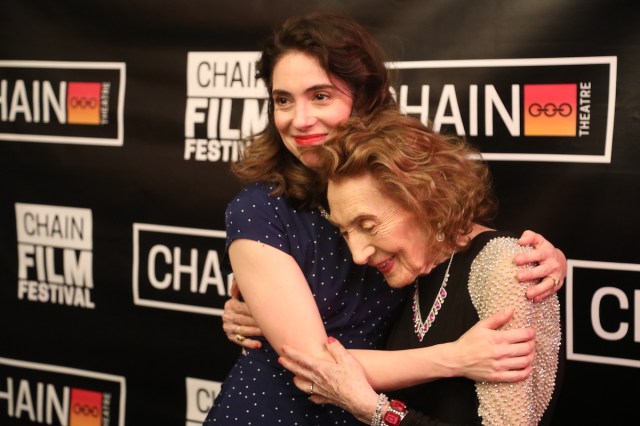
[272,84,339,97]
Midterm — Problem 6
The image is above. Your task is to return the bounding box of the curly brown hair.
[231,11,398,208]
[310,109,498,257]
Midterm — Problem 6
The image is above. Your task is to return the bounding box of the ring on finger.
[309,382,314,395]
[549,276,561,287]
[235,334,245,342]
[235,325,241,335]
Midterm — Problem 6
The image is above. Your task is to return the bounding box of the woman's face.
[272,51,354,169]
[327,173,433,288]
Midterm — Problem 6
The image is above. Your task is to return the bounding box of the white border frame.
[0,60,126,146]
[567,259,640,368]
[388,56,617,163]
[132,223,227,316]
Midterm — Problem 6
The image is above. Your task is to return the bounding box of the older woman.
[279,109,562,426]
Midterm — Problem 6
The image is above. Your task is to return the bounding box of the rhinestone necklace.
[412,252,455,342]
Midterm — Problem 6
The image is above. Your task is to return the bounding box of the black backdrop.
[1,1,639,425]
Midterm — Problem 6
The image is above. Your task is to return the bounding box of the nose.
[292,102,316,129]
[346,234,375,265]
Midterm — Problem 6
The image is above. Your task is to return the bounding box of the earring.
[436,232,444,242]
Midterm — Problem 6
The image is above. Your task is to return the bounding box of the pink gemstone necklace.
[412,252,455,342]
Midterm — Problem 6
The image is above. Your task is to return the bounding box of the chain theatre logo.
[132,223,231,316]
[388,56,616,162]
[67,82,103,125]
[524,84,578,136]
[566,260,640,368]
[0,357,125,425]
[0,60,125,146]
[16,203,95,309]
[184,52,268,162]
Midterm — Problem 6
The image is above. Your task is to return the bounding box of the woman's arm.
[223,230,565,348]
[278,309,536,406]
[348,309,535,391]
[282,337,488,426]
[469,240,561,425]
[229,239,330,359]
[225,283,536,387]
[280,331,530,426]
[223,272,537,388]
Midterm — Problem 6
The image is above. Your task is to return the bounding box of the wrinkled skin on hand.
[222,279,263,349]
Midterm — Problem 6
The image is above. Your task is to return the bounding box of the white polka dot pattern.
[205,183,408,424]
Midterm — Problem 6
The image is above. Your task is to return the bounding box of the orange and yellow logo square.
[524,84,576,136]
[67,82,101,125]
[70,388,102,426]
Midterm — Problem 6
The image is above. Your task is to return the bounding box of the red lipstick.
[294,134,326,146]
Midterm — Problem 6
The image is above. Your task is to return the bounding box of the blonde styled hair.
[312,109,497,256]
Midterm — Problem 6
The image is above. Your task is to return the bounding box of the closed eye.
[359,220,376,234]
[340,221,376,240]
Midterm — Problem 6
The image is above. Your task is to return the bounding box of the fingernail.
[327,336,337,343]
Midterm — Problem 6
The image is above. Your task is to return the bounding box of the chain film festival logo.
[185,377,221,426]
[132,223,231,316]
[0,60,125,146]
[16,203,95,309]
[567,260,640,368]
[387,56,616,162]
[0,357,125,425]
[184,52,268,162]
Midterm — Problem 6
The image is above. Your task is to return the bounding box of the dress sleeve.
[224,183,292,253]
[467,237,561,425]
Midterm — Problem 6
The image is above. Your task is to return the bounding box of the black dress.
[384,231,562,426]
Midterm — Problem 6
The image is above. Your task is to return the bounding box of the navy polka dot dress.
[204,183,407,425]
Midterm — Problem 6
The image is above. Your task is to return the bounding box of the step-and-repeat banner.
[1,1,638,425]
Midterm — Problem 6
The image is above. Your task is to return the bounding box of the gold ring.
[309,382,314,395]
[235,325,241,335]
[550,277,561,287]
[235,334,245,342]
